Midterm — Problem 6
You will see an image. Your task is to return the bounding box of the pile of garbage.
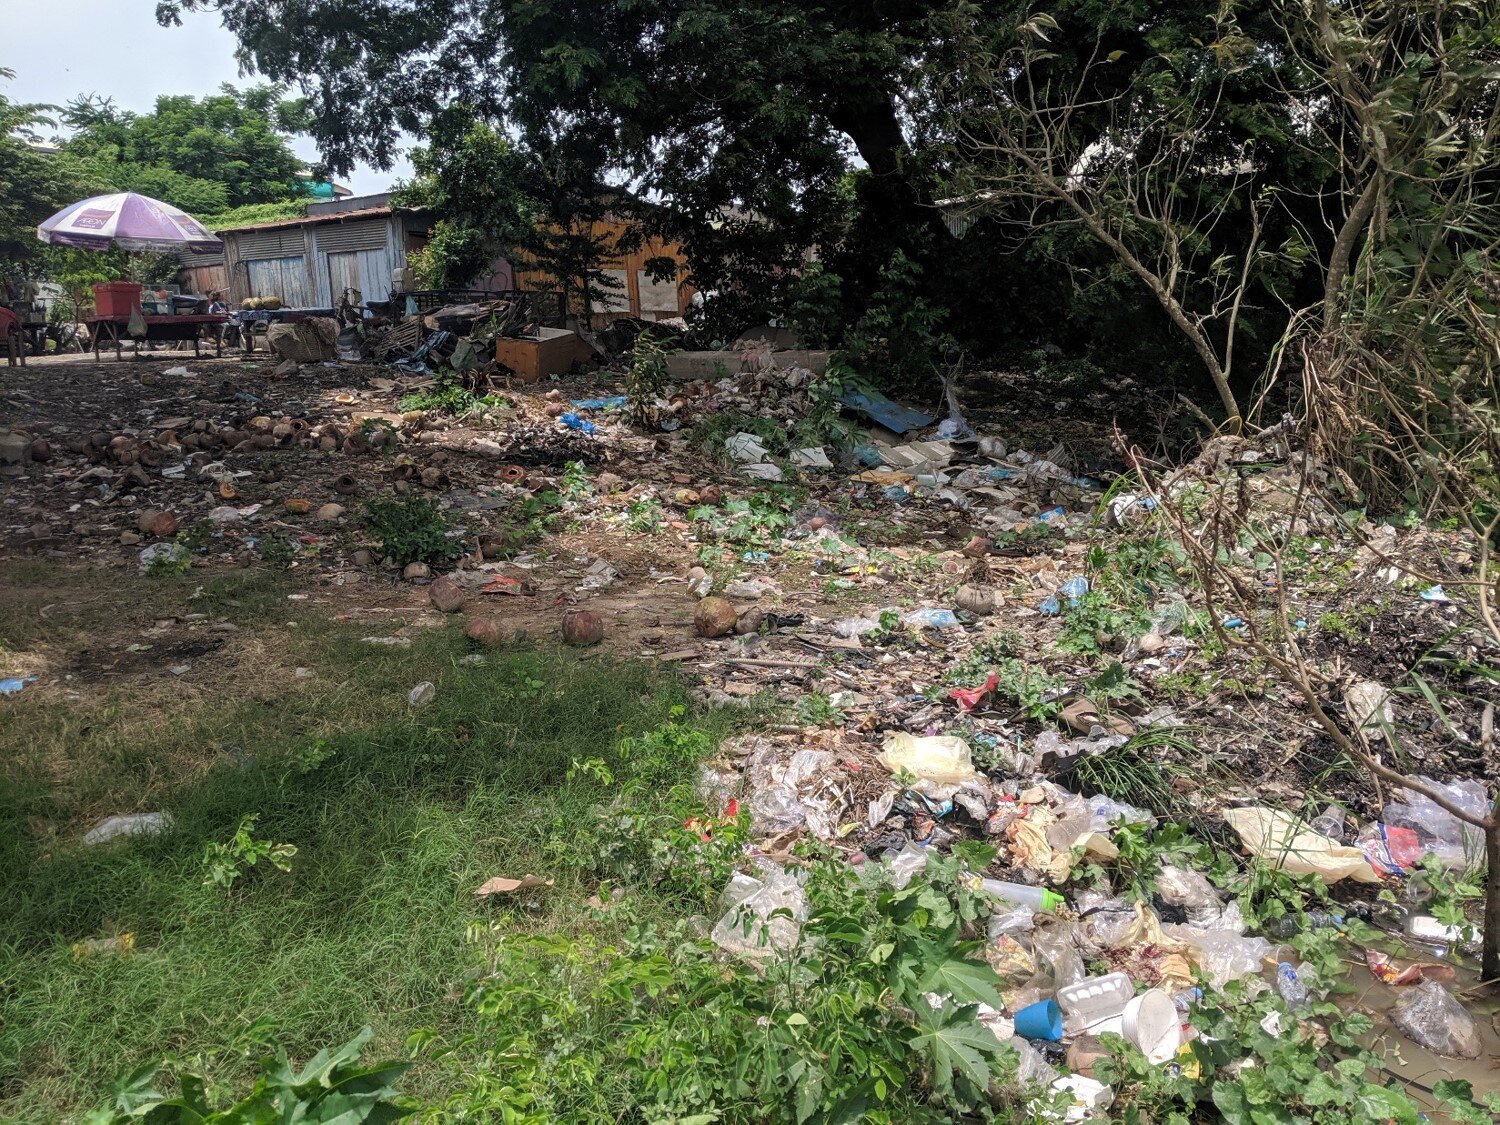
[690,712,1492,1115]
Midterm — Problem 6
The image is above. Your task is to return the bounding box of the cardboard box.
[494,327,580,382]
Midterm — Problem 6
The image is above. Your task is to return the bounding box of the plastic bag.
[1158,864,1243,931]
[1223,806,1380,884]
[1029,913,1086,992]
[1381,776,1490,869]
[1074,892,1138,952]
[783,749,836,789]
[886,843,929,889]
[695,764,739,815]
[879,732,979,785]
[1169,927,1270,990]
[710,864,808,960]
[1391,979,1482,1058]
[748,783,804,835]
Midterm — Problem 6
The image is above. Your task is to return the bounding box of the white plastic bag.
[1223,806,1380,884]
[879,732,979,785]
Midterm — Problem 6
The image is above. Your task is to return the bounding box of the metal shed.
[219,194,429,309]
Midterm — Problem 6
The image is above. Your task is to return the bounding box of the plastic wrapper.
[783,748,836,788]
[1222,806,1380,884]
[749,783,805,835]
[1381,777,1490,869]
[695,764,739,815]
[1167,927,1270,990]
[1391,979,1482,1058]
[1158,864,1243,932]
[711,864,808,960]
[1013,1039,1059,1088]
[1028,913,1086,992]
[1073,892,1138,952]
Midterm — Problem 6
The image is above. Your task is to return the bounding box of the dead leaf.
[475,874,553,897]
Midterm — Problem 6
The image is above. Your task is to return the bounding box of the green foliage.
[625,333,674,425]
[690,494,791,548]
[0,83,106,284]
[397,374,506,417]
[61,85,309,210]
[360,496,462,567]
[625,497,664,534]
[201,814,296,889]
[258,530,296,571]
[428,853,1026,1122]
[87,1025,415,1122]
[559,460,593,500]
[202,199,307,231]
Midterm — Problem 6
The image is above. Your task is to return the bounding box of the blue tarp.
[837,390,937,434]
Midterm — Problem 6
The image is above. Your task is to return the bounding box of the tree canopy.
[61,84,310,214]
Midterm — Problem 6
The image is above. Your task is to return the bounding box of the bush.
[360,495,463,567]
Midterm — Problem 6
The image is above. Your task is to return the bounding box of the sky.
[0,0,412,198]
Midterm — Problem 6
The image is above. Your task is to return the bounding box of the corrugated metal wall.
[311,220,400,305]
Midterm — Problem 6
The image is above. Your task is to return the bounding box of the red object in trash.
[92,281,144,317]
[951,671,1001,712]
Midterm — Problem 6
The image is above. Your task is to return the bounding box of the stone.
[428,575,466,613]
[316,503,345,520]
[273,358,299,377]
[119,531,142,546]
[352,549,375,566]
[408,681,436,707]
[1138,633,1165,654]
[0,431,32,465]
[28,438,52,463]
[961,535,989,558]
[137,509,179,538]
[284,498,311,515]
[562,610,605,646]
[402,561,432,581]
[466,618,506,647]
[266,317,337,363]
[695,596,739,638]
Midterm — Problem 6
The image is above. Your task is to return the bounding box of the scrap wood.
[475,874,553,896]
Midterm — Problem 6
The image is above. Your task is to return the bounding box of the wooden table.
[85,314,230,360]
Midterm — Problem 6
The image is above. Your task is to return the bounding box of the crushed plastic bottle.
[1276,962,1308,1010]
[902,608,960,629]
[1059,577,1089,604]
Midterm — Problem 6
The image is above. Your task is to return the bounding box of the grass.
[0,564,730,1119]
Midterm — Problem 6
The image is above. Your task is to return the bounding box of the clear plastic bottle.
[1276,962,1308,1010]
[976,878,1064,912]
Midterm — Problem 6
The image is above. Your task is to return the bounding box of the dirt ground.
[2,348,1494,827]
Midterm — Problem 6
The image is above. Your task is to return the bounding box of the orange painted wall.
[510,218,694,323]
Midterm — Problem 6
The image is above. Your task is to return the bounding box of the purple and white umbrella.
[36,192,222,254]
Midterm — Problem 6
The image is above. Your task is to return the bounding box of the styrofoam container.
[1123,989,1182,1064]
[1058,971,1133,1028]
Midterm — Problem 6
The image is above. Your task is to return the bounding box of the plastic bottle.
[903,608,960,629]
[1309,805,1345,839]
[977,878,1065,912]
[1276,962,1308,1010]
[1266,910,1343,938]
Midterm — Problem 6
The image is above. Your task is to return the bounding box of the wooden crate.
[494,327,579,382]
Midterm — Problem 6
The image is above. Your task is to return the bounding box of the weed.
[625,497,664,534]
[560,459,593,500]
[361,495,463,567]
[795,694,845,727]
[625,335,674,425]
[258,530,296,570]
[201,814,297,889]
[89,1025,415,1122]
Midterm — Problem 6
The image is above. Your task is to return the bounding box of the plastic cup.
[1013,999,1064,1041]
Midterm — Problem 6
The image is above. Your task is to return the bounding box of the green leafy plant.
[398,373,506,416]
[626,334,674,425]
[87,1025,415,1123]
[258,530,296,570]
[361,495,463,567]
[560,459,593,500]
[625,497,664,533]
[201,814,296,890]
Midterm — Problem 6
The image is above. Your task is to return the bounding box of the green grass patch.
[0,610,730,1119]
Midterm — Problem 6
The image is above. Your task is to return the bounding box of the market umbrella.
[36,192,221,254]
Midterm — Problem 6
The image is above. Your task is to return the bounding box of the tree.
[61,84,309,211]
[157,0,949,332]
[0,74,104,290]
